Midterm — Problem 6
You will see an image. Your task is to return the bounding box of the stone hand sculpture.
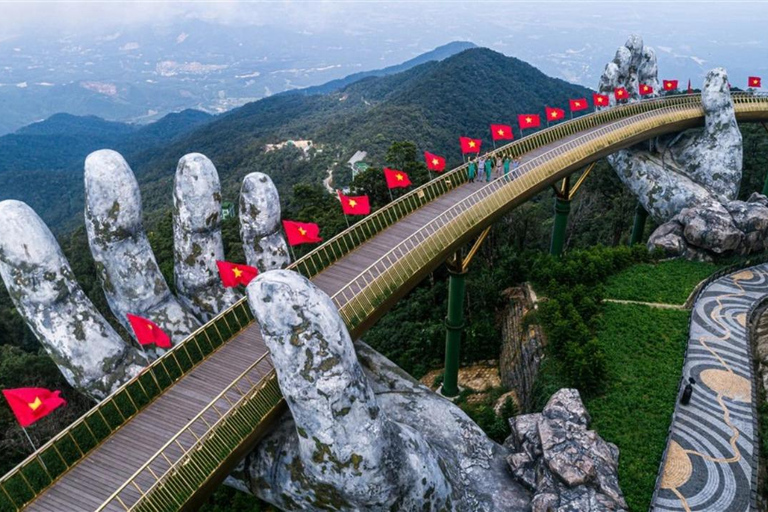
[240,270,529,510]
[0,149,626,510]
[600,35,768,258]
[0,150,287,398]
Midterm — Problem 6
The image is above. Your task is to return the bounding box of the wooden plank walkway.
[23,180,486,512]
[24,121,609,511]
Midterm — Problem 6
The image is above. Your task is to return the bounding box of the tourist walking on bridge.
[512,157,520,175]
[503,156,511,176]
[477,155,486,183]
[484,156,493,182]
[495,156,503,177]
[467,157,477,183]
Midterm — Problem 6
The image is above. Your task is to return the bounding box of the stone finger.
[239,173,290,272]
[245,270,449,509]
[0,200,144,400]
[84,149,201,344]
[173,153,241,321]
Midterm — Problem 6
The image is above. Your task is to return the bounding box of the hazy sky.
[2,1,768,87]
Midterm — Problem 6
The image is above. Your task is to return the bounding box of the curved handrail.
[4,92,768,511]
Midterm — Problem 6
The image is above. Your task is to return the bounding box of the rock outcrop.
[241,269,530,511]
[173,153,241,321]
[239,173,290,272]
[600,35,768,258]
[505,389,627,511]
[84,150,201,343]
[0,200,145,400]
[500,285,545,411]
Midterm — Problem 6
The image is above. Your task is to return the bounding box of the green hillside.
[126,48,592,224]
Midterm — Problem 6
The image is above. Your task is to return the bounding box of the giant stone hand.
[0,149,625,510]
[600,35,768,258]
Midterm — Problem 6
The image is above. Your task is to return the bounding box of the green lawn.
[603,260,723,304]
[585,303,688,511]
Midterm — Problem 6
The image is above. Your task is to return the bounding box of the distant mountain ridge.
[0,45,591,234]
[291,41,477,96]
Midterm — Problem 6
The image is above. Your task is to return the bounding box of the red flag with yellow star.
[639,83,654,96]
[614,87,628,101]
[592,93,609,107]
[3,388,66,428]
[383,168,412,189]
[569,98,588,111]
[518,114,541,129]
[459,136,481,154]
[749,76,762,88]
[338,191,371,215]
[283,220,322,246]
[490,124,513,141]
[545,107,565,121]
[127,313,173,349]
[424,151,446,171]
[216,261,259,288]
[663,80,678,91]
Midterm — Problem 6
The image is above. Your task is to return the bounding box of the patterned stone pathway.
[651,267,765,511]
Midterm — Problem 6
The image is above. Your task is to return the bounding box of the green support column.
[442,264,466,398]
[629,202,649,245]
[550,196,571,256]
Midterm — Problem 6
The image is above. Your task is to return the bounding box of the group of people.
[466,154,520,183]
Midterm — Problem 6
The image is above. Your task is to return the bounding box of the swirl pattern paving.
[652,268,765,511]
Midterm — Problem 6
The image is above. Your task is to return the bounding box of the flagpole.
[388,188,394,203]
[22,427,49,472]
[289,245,297,262]
[344,215,350,229]
[140,346,162,390]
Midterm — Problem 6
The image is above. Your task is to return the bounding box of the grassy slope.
[603,260,723,304]
[586,303,688,511]
[534,259,719,510]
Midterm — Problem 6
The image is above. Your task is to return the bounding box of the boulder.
[505,389,627,511]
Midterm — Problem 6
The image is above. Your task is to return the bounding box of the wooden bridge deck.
[24,169,493,511]
[21,99,705,511]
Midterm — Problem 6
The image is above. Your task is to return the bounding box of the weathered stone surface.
[84,150,201,343]
[505,389,627,511]
[648,220,686,257]
[239,173,290,271]
[173,153,241,321]
[600,35,759,258]
[500,284,544,411]
[242,269,530,511]
[0,200,144,400]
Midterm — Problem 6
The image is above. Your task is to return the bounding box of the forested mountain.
[0,109,212,231]
[121,48,593,225]
[291,41,478,96]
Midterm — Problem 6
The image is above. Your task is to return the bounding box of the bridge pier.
[441,227,491,398]
[442,259,466,398]
[550,195,571,256]
[630,202,648,245]
[549,164,595,257]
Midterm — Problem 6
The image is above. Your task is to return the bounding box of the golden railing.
[4,92,768,511]
[0,301,254,512]
[94,355,280,512]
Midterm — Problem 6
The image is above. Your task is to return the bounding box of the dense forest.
[3,46,768,509]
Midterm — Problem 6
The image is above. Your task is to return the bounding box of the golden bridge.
[3,92,768,512]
